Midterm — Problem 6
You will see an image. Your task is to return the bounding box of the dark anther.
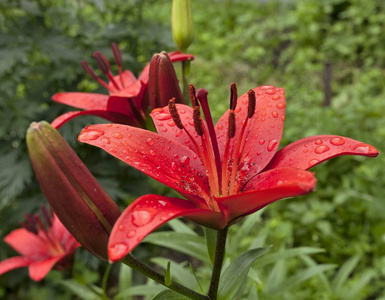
[228,111,236,138]
[41,205,52,228]
[93,52,111,75]
[168,98,184,129]
[111,43,122,67]
[247,89,256,118]
[230,82,238,111]
[189,84,198,107]
[80,61,98,81]
[193,106,204,136]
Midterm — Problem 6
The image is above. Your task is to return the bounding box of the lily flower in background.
[27,121,121,260]
[78,84,379,261]
[51,44,194,129]
[0,208,79,281]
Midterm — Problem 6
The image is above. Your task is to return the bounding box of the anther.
[193,106,204,136]
[81,61,98,81]
[168,98,184,129]
[228,111,236,138]
[24,214,38,234]
[189,84,198,107]
[93,52,111,75]
[41,205,52,228]
[111,43,122,67]
[230,82,238,110]
[247,89,256,118]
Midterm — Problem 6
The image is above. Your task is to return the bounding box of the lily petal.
[109,79,142,98]
[264,135,379,171]
[216,86,286,181]
[108,194,222,261]
[108,70,138,90]
[78,124,211,204]
[151,104,202,154]
[0,256,33,276]
[52,92,109,110]
[5,229,49,259]
[29,255,66,281]
[216,167,316,220]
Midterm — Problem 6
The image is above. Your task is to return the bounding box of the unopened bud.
[172,0,194,52]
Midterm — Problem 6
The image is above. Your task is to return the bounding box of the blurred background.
[0,0,384,299]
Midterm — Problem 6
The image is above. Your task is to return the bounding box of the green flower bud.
[172,0,194,52]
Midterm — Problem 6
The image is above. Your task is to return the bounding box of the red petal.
[216,86,286,184]
[264,135,379,171]
[137,51,194,84]
[49,214,80,253]
[150,104,202,154]
[216,167,316,220]
[51,110,141,129]
[52,92,109,110]
[108,70,138,90]
[108,194,222,261]
[109,79,142,98]
[0,256,32,276]
[78,124,210,205]
[4,228,50,259]
[29,255,65,281]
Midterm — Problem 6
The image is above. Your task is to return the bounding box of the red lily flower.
[0,209,80,281]
[78,84,378,261]
[51,44,194,129]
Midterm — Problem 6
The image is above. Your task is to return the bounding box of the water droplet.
[276,103,285,109]
[106,124,113,127]
[260,85,275,89]
[267,139,278,151]
[265,89,276,95]
[271,111,278,118]
[109,243,128,259]
[162,128,168,132]
[179,109,186,114]
[281,116,285,121]
[79,130,104,141]
[218,125,224,130]
[277,180,283,185]
[259,139,265,145]
[112,132,123,139]
[235,106,241,112]
[353,144,370,154]
[118,225,125,231]
[188,119,194,126]
[176,130,183,137]
[168,212,175,217]
[127,133,132,138]
[149,149,155,156]
[155,113,171,120]
[308,159,319,167]
[132,210,152,227]
[171,162,177,171]
[303,148,308,153]
[127,230,136,238]
[158,200,167,206]
[330,137,345,146]
[181,156,190,165]
[272,95,281,100]
[315,139,323,145]
[314,145,330,154]
[242,98,248,105]
[101,137,110,144]
[167,120,175,127]
[146,138,155,146]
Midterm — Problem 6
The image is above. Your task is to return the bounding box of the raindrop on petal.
[330,137,345,146]
[308,159,320,167]
[112,132,123,139]
[101,137,111,144]
[155,113,172,120]
[267,139,278,151]
[127,230,136,238]
[314,145,330,154]
[132,210,153,227]
[315,139,323,145]
[146,138,155,146]
[109,243,128,260]
[79,130,104,141]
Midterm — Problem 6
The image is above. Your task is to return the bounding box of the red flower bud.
[26,121,121,260]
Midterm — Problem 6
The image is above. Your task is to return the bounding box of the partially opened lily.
[0,209,79,281]
[78,84,378,261]
[52,44,194,129]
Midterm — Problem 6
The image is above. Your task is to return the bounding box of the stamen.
[247,89,256,118]
[93,52,120,90]
[193,107,204,136]
[189,84,198,107]
[81,61,113,92]
[41,205,53,228]
[230,82,238,110]
[111,43,125,88]
[228,111,236,138]
[23,214,38,234]
[196,88,222,195]
[168,98,184,129]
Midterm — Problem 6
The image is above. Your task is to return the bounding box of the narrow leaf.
[165,261,172,286]
[204,227,217,265]
[332,255,360,295]
[151,290,189,300]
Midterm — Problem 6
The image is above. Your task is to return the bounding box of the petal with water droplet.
[264,135,379,171]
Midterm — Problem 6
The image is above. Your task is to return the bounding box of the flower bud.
[26,121,121,260]
[148,52,184,109]
[172,0,194,52]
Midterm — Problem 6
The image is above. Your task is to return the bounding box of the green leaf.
[165,261,172,286]
[345,270,376,299]
[143,232,208,263]
[115,285,166,299]
[118,263,133,300]
[60,279,102,300]
[218,246,271,300]
[204,227,217,265]
[168,219,197,235]
[332,255,360,295]
[151,290,190,300]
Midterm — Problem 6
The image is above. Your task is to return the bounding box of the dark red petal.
[108,70,138,90]
[109,79,142,98]
[264,135,379,171]
[4,228,49,259]
[150,104,203,154]
[29,255,66,281]
[216,86,286,183]
[216,167,316,220]
[52,92,109,110]
[137,51,194,84]
[108,194,222,261]
[0,256,33,276]
[51,110,141,129]
[78,124,210,205]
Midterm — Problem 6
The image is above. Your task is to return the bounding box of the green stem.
[121,254,209,300]
[207,227,229,300]
[101,263,112,300]
[182,60,190,102]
